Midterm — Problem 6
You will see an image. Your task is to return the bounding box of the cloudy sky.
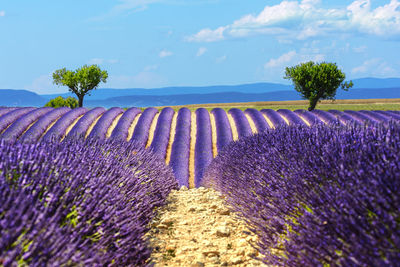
[0,0,399,94]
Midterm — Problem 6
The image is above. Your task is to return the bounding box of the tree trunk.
[308,98,318,111]
[78,95,84,107]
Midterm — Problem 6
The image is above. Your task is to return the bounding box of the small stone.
[218,208,231,215]
[156,224,168,229]
[202,250,220,256]
[188,206,196,212]
[220,261,229,266]
[216,226,231,237]
[230,256,244,265]
[165,244,176,251]
[160,217,175,226]
[210,204,218,209]
[180,185,188,191]
[237,238,248,247]
[191,262,205,267]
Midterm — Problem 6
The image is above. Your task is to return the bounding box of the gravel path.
[147,186,268,266]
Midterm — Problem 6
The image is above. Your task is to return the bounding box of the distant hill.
[0,77,399,107]
[0,89,47,107]
[41,82,293,100]
[84,87,399,108]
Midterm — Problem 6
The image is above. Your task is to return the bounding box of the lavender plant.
[245,109,271,132]
[228,108,252,137]
[0,107,35,134]
[328,110,360,125]
[0,107,53,142]
[211,108,233,152]
[110,107,141,141]
[294,109,324,126]
[169,108,191,187]
[20,107,71,143]
[277,109,306,125]
[87,107,123,139]
[0,137,177,266]
[260,109,288,127]
[67,107,106,138]
[42,107,87,142]
[0,108,17,118]
[130,107,158,146]
[310,109,342,125]
[150,107,174,157]
[194,108,213,187]
[203,122,400,266]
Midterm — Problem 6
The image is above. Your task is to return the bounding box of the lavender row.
[277,109,307,125]
[68,107,106,138]
[0,138,177,266]
[194,108,213,187]
[0,107,35,134]
[150,107,174,157]
[310,109,342,124]
[211,108,233,152]
[110,107,141,141]
[245,108,270,132]
[327,110,359,124]
[0,107,17,117]
[294,109,324,126]
[169,108,191,187]
[42,108,88,142]
[203,122,400,266]
[20,107,71,143]
[130,107,158,146]
[228,108,252,138]
[87,107,124,139]
[260,109,287,127]
[0,107,53,142]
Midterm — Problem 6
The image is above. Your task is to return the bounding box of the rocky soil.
[147,186,268,267]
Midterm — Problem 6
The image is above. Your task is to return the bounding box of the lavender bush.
[150,107,174,157]
[203,122,400,266]
[211,108,233,152]
[110,107,141,141]
[67,107,106,138]
[245,109,270,132]
[0,137,177,266]
[169,108,191,187]
[130,107,158,146]
[87,107,123,139]
[229,108,252,137]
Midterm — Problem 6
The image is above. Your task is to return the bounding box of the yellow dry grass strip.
[85,114,103,138]
[261,113,275,129]
[106,113,123,138]
[209,112,218,158]
[279,114,290,125]
[19,120,40,140]
[227,113,239,141]
[39,117,61,140]
[245,114,258,134]
[296,114,311,126]
[189,111,197,189]
[62,115,84,141]
[165,112,177,165]
[126,113,141,141]
[145,113,160,149]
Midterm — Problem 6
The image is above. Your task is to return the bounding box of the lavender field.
[0,106,399,265]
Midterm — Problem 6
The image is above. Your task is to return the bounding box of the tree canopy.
[284,61,353,111]
[44,96,78,109]
[53,65,108,107]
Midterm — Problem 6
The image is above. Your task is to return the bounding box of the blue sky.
[0,0,399,94]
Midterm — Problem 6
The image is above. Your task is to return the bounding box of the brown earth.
[147,186,269,267]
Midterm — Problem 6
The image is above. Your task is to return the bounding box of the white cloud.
[351,58,398,77]
[265,50,325,69]
[0,11,5,17]
[159,50,173,58]
[265,51,297,68]
[186,0,400,42]
[216,55,227,63]
[24,73,68,95]
[196,47,207,57]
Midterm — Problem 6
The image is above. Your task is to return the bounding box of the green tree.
[44,96,79,109]
[284,61,353,111]
[52,65,108,107]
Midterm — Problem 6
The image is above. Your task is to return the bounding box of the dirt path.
[147,186,268,266]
